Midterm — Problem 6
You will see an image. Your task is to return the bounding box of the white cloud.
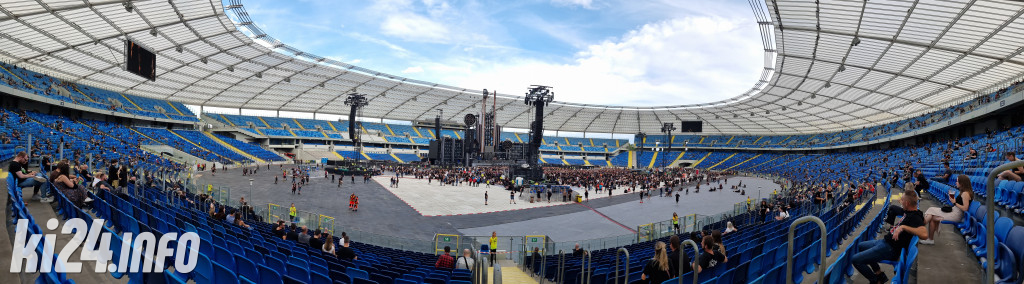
[551,0,595,9]
[401,66,424,73]
[380,13,451,42]
[426,16,764,106]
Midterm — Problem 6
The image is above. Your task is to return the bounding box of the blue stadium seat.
[194,252,215,284]
[235,254,259,283]
[346,268,369,280]
[259,264,285,284]
[310,272,333,284]
[329,270,351,284]
[287,262,311,283]
[283,275,309,284]
[213,262,240,284]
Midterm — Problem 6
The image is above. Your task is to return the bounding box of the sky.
[229,0,765,107]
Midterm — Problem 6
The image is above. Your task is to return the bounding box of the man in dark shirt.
[668,235,691,277]
[931,162,952,183]
[9,152,45,200]
[913,170,929,198]
[572,243,584,257]
[435,246,455,269]
[693,236,725,273]
[337,237,357,260]
[851,189,927,284]
[107,159,119,187]
[308,230,324,251]
[285,224,300,241]
[272,221,287,239]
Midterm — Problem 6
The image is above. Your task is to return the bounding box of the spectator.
[711,230,727,259]
[9,152,46,201]
[641,242,672,284]
[668,235,691,277]
[724,222,737,234]
[214,205,227,221]
[232,212,251,229]
[693,236,725,273]
[337,237,357,260]
[931,162,952,183]
[964,148,978,160]
[572,243,584,257]
[774,206,790,221]
[913,170,929,198]
[321,233,335,256]
[226,210,235,224]
[77,164,93,185]
[298,226,311,244]
[921,175,974,245]
[851,189,927,284]
[456,249,475,270]
[997,152,1023,182]
[530,247,542,270]
[107,159,119,187]
[51,162,85,207]
[435,246,455,269]
[92,173,113,191]
[286,223,299,241]
[272,221,287,239]
[309,230,324,251]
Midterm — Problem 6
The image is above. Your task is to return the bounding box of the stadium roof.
[1,0,1022,135]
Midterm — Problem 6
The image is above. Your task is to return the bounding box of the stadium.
[1,0,1023,283]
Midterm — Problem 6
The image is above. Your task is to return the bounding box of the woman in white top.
[724,221,737,234]
[322,233,336,256]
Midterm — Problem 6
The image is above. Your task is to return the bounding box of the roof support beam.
[0,0,131,21]
[781,26,1024,68]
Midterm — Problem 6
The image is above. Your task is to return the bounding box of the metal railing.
[785,216,827,284]
[613,248,630,284]
[581,250,592,284]
[555,250,565,284]
[677,239,700,284]
[983,160,1023,283]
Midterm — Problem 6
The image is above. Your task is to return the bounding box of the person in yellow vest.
[289,203,297,223]
[747,197,752,211]
[672,212,680,233]
[489,231,498,266]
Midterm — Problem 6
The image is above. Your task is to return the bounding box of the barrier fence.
[158,167,813,269]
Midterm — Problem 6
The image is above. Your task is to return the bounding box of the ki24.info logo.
[9,218,200,274]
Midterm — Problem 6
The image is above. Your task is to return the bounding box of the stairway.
[707,153,738,170]
[490,260,540,284]
[203,132,267,163]
[167,129,234,162]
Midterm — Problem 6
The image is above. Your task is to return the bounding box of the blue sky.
[233,0,765,106]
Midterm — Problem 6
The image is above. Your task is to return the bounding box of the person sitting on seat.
[693,236,725,273]
[921,175,973,245]
[851,188,927,284]
[641,242,672,284]
[321,233,335,256]
[456,249,475,270]
[997,152,1023,182]
[572,243,585,257]
[668,235,691,277]
[931,162,952,183]
[964,148,978,160]
[9,151,46,201]
[435,246,456,269]
[337,237,357,260]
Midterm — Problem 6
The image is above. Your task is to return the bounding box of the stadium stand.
[213,134,286,162]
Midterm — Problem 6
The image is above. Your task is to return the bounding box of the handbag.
[940,206,953,213]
